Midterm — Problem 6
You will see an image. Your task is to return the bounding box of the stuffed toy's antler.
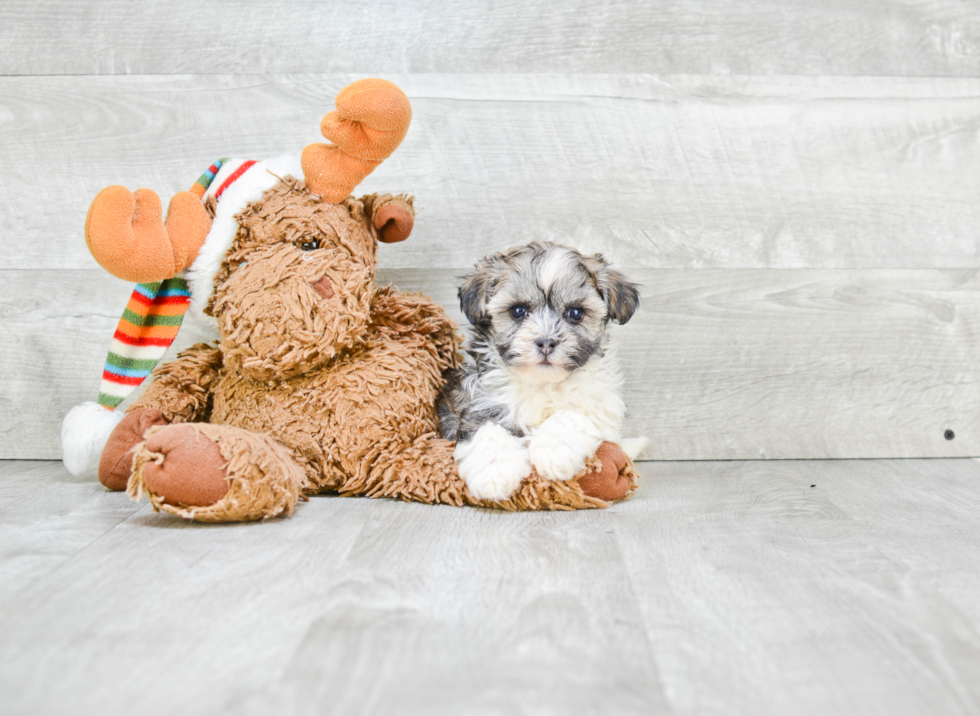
[85,187,212,283]
[302,78,412,203]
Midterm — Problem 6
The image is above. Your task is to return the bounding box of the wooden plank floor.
[2,458,979,716]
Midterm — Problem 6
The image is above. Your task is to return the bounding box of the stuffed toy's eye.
[565,307,585,323]
[509,305,528,320]
[301,239,320,251]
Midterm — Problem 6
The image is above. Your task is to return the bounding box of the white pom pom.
[61,402,124,477]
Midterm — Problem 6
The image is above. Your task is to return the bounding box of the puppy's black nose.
[536,337,558,355]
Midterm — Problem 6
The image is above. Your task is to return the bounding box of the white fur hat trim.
[185,153,303,328]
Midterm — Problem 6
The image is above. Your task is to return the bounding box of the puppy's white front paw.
[455,423,531,501]
[528,435,590,481]
[529,411,604,482]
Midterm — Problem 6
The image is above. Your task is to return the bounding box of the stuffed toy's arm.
[370,288,462,374]
[129,342,223,423]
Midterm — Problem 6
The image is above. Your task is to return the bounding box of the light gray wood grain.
[3,268,977,461]
[0,461,142,610]
[256,505,665,715]
[2,0,979,77]
[3,74,980,271]
[612,459,980,716]
[622,268,980,460]
[2,458,980,715]
[0,459,667,716]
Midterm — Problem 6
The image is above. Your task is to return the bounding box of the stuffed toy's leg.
[344,435,637,511]
[125,429,635,520]
[342,434,469,506]
[127,423,306,522]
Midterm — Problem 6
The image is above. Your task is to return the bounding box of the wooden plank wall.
[1,1,978,460]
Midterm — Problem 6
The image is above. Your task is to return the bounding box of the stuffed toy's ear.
[360,194,415,243]
[582,254,640,324]
[302,79,412,203]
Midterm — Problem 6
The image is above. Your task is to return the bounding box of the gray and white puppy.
[439,241,640,500]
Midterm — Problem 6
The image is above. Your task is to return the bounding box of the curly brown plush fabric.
[102,177,636,522]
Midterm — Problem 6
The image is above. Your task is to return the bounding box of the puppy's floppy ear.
[583,253,640,324]
[459,246,535,328]
[458,262,496,328]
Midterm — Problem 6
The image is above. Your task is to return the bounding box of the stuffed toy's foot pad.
[577,441,632,502]
[129,423,305,522]
[99,408,170,491]
[139,424,230,507]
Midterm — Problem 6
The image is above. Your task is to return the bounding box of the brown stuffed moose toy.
[61,78,638,521]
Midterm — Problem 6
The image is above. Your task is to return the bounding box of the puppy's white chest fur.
[477,346,625,440]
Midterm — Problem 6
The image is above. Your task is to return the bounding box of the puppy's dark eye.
[565,307,585,323]
[301,239,320,251]
[509,305,528,320]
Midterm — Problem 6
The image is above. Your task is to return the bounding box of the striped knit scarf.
[97,157,254,410]
[98,278,191,409]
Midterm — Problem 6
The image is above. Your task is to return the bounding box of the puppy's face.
[458,242,639,382]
